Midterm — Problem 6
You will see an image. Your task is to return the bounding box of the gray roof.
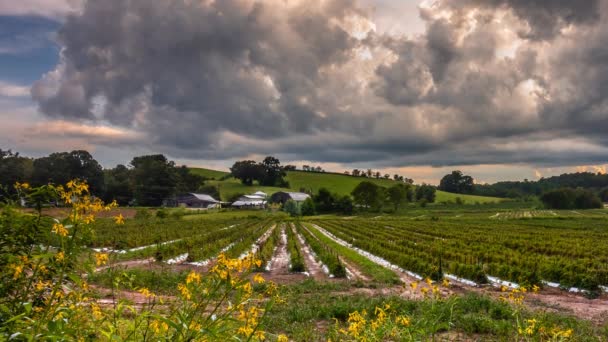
[272,191,310,201]
[242,194,265,200]
[286,192,310,201]
[190,193,219,202]
[232,200,266,206]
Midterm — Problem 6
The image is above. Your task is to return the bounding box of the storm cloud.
[31,0,608,168]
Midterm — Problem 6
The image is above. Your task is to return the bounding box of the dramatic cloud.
[30,0,608,170]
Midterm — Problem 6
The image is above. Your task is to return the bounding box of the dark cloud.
[31,0,608,168]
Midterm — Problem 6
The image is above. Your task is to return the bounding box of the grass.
[189,167,230,180]
[262,286,605,341]
[194,167,505,204]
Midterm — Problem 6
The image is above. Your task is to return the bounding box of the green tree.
[230,160,264,185]
[416,184,436,203]
[438,170,474,194]
[314,188,336,213]
[387,183,409,211]
[283,199,301,217]
[174,166,205,194]
[335,195,354,215]
[32,150,104,194]
[130,154,177,206]
[260,156,287,186]
[102,164,132,205]
[301,197,316,216]
[351,181,384,211]
[197,184,221,200]
[0,149,33,199]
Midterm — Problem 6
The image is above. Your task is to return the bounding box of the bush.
[301,197,316,216]
[135,208,152,220]
[540,188,603,209]
[283,199,301,217]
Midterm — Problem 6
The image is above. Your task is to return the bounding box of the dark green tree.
[387,183,409,211]
[230,160,264,185]
[196,184,221,200]
[301,197,316,216]
[130,154,177,206]
[335,195,354,215]
[438,170,474,194]
[0,149,33,199]
[102,164,132,205]
[351,181,384,211]
[32,150,104,194]
[174,166,205,194]
[260,156,287,186]
[313,188,336,213]
[416,184,436,203]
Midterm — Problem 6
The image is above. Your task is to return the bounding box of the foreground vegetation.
[2,181,608,341]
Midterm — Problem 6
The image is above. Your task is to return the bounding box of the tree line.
[438,169,605,209]
[283,181,436,216]
[0,149,206,206]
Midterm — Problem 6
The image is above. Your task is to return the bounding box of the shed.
[269,191,311,205]
[175,193,220,208]
[252,191,268,198]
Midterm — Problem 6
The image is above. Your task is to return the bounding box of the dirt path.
[340,258,370,282]
[268,224,290,275]
[291,223,328,281]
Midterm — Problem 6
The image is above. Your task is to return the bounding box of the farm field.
[195,167,505,204]
[81,207,608,340]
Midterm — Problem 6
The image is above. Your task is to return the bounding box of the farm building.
[269,191,310,204]
[175,193,221,208]
[252,191,267,198]
[231,194,267,209]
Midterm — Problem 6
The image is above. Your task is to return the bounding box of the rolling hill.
[189,167,505,204]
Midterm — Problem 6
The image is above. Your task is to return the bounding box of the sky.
[1,0,608,185]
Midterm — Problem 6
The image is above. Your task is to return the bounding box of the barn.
[231,194,267,209]
[269,191,310,205]
[175,193,221,208]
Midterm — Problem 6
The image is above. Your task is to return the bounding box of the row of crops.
[90,216,248,248]
[310,218,608,290]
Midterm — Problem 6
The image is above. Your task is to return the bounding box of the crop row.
[90,216,244,248]
[296,222,346,278]
[254,225,280,271]
[124,219,269,263]
[287,224,305,272]
[314,218,608,290]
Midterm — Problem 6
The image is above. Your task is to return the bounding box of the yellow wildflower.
[425,277,432,286]
[396,315,411,327]
[91,303,103,320]
[253,273,265,284]
[410,281,418,291]
[442,278,450,287]
[56,251,65,263]
[177,283,191,300]
[532,285,540,293]
[186,271,201,285]
[277,334,289,342]
[12,264,23,279]
[95,252,109,266]
[139,287,155,298]
[254,330,265,340]
[52,223,69,237]
[114,213,125,225]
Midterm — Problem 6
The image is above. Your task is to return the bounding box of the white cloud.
[0,0,81,19]
[0,81,30,97]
